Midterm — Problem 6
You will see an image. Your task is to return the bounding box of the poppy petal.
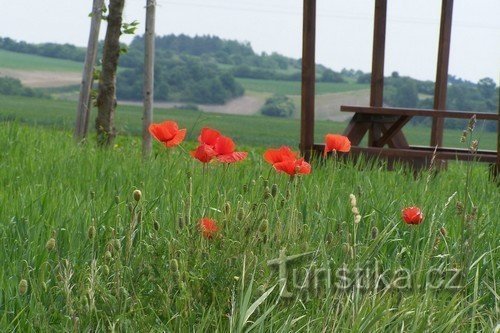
[191,144,216,163]
[325,134,351,153]
[214,135,236,155]
[216,151,248,163]
[263,146,297,165]
[165,128,186,147]
[199,127,221,146]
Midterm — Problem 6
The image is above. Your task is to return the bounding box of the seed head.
[237,208,245,221]
[153,221,160,231]
[170,259,179,273]
[259,219,269,233]
[133,189,142,202]
[439,227,447,237]
[87,225,96,240]
[19,279,28,295]
[46,238,56,251]
[224,202,231,215]
[371,226,379,239]
[263,187,271,200]
[271,184,278,197]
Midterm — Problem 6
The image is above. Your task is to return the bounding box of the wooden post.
[142,0,156,157]
[74,0,104,141]
[430,0,454,147]
[370,0,387,108]
[300,0,316,161]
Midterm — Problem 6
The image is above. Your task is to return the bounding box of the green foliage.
[0,37,87,62]
[0,123,498,331]
[0,77,45,98]
[321,69,345,83]
[237,78,368,95]
[260,94,295,118]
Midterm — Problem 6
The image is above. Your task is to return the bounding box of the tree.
[95,0,126,146]
[321,69,345,83]
[260,94,295,118]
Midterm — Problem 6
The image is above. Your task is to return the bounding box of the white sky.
[1,0,499,83]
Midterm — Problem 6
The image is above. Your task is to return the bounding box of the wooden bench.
[313,105,499,176]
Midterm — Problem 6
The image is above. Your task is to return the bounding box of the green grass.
[0,49,82,72]
[0,122,498,331]
[236,78,369,95]
[0,94,497,150]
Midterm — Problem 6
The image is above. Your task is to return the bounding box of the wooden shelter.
[299,0,499,176]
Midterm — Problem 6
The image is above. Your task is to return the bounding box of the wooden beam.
[300,0,316,160]
[340,106,499,121]
[430,0,454,147]
[370,0,387,107]
[375,116,411,147]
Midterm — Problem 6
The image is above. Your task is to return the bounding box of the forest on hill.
[0,35,498,131]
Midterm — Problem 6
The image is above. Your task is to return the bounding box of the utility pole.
[75,0,104,141]
[142,0,156,157]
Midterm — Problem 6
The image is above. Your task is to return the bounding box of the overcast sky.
[1,0,499,83]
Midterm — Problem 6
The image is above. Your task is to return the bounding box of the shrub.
[260,94,295,118]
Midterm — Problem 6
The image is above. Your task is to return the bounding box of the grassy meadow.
[0,49,82,72]
[0,122,498,331]
[0,94,497,150]
[236,78,369,95]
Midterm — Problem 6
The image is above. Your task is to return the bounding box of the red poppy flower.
[198,127,221,146]
[263,146,298,165]
[214,136,248,163]
[402,206,424,225]
[192,127,247,164]
[199,218,219,239]
[324,134,351,155]
[191,144,217,163]
[149,120,186,147]
[273,158,311,176]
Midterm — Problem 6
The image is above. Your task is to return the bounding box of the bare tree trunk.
[95,0,125,146]
[142,0,156,157]
[74,0,104,142]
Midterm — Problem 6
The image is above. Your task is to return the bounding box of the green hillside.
[0,94,496,150]
[0,49,82,72]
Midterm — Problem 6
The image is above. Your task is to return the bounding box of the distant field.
[0,49,82,72]
[236,78,369,95]
[0,94,496,150]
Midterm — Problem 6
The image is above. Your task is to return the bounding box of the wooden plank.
[430,0,454,147]
[375,116,411,147]
[313,144,496,163]
[370,0,387,107]
[340,106,498,121]
[300,0,316,161]
[343,119,370,146]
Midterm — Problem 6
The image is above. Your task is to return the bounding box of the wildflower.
[148,120,186,147]
[199,218,219,239]
[324,134,351,155]
[263,146,311,177]
[192,127,247,163]
[263,146,298,165]
[191,144,217,163]
[401,206,424,225]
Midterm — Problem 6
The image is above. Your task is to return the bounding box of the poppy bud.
[439,227,447,237]
[259,219,269,233]
[170,259,179,273]
[133,190,142,202]
[224,202,231,215]
[19,279,28,295]
[263,187,271,200]
[237,208,245,221]
[88,225,96,240]
[371,226,379,239]
[153,221,160,231]
[46,238,56,251]
[325,231,334,244]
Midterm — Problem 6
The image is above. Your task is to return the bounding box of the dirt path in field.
[0,68,81,88]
